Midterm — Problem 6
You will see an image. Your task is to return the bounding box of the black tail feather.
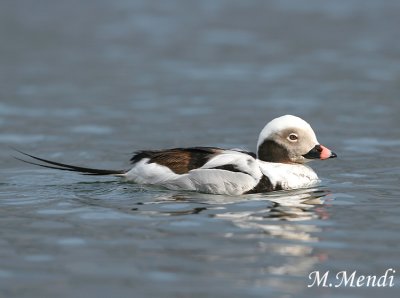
[14,149,126,176]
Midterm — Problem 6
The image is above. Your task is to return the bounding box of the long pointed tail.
[14,149,126,176]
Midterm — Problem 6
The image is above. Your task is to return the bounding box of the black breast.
[245,175,282,194]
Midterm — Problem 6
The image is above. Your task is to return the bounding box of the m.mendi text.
[307,268,395,288]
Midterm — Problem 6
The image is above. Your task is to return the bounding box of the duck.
[16,115,337,195]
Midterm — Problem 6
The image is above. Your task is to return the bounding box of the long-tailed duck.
[16,115,336,195]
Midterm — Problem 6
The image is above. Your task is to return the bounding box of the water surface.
[1,1,400,297]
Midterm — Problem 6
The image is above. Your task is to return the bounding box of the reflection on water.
[213,189,329,283]
[72,185,331,293]
[74,184,329,222]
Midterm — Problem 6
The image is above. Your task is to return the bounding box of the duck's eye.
[288,133,298,141]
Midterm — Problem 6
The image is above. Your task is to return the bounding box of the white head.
[257,115,336,163]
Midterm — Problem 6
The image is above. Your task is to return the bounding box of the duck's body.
[16,115,336,195]
[124,147,319,195]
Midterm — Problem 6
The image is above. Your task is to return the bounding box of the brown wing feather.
[130,147,224,174]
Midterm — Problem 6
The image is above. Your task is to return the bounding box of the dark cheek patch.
[257,140,291,163]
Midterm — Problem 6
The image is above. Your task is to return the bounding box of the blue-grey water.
[1,1,400,297]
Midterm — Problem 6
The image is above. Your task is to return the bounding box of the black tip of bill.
[330,152,338,158]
